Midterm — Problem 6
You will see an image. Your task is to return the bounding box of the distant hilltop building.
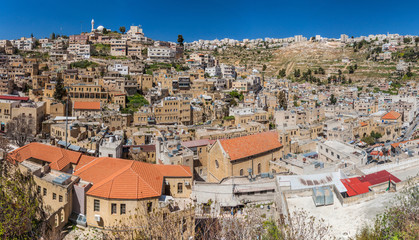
[341,34,348,43]
[90,19,110,33]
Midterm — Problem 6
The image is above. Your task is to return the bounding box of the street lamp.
[65,86,71,149]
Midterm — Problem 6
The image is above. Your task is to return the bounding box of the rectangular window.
[94,199,100,211]
[53,193,56,200]
[43,188,47,196]
[177,183,183,194]
[37,186,41,194]
[111,203,117,214]
[120,204,126,214]
[147,202,152,213]
[59,195,63,202]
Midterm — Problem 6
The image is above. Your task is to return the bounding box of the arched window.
[55,215,59,227]
[60,209,65,223]
[257,163,261,174]
[215,160,219,168]
[240,169,244,176]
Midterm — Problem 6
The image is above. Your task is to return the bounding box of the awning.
[68,145,81,151]
[57,140,70,147]
[303,152,318,157]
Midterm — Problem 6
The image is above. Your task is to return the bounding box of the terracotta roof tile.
[219,131,283,161]
[73,101,101,110]
[10,143,192,200]
[154,165,192,177]
[8,142,82,171]
[74,157,191,199]
[390,139,417,148]
[381,111,401,120]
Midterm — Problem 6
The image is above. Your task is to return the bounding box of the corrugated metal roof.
[277,172,347,192]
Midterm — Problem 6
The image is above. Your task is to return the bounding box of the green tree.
[294,69,301,78]
[102,28,109,34]
[53,78,66,101]
[0,145,51,239]
[329,94,337,105]
[370,131,382,140]
[277,90,288,110]
[348,66,354,74]
[406,66,413,78]
[278,68,286,78]
[50,32,55,40]
[403,37,411,44]
[355,181,418,240]
[229,90,244,101]
[262,64,267,71]
[177,34,184,46]
[119,26,126,34]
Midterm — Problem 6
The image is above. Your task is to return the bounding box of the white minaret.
[91,19,95,32]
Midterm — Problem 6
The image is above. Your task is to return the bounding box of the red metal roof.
[340,178,370,197]
[358,170,401,186]
[0,95,29,101]
[341,170,401,196]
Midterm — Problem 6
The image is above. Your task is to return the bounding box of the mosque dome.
[97,25,105,31]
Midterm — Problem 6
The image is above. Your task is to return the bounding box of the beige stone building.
[207,131,283,182]
[134,96,192,125]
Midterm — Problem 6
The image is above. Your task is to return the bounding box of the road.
[401,114,419,141]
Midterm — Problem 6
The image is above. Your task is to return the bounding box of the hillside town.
[0,19,418,240]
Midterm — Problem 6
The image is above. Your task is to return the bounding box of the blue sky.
[1,0,419,42]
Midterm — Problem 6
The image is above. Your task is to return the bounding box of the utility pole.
[65,95,68,149]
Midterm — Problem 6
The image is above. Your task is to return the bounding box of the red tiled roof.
[10,143,192,200]
[360,121,368,127]
[370,151,383,156]
[381,111,401,120]
[219,131,283,161]
[74,155,96,171]
[390,140,417,149]
[154,164,192,177]
[73,101,101,110]
[8,142,82,171]
[73,157,191,199]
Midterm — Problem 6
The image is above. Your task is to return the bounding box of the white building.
[205,66,221,77]
[317,140,367,166]
[98,134,123,158]
[220,64,236,78]
[12,38,33,51]
[108,63,129,75]
[68,44,91,58]
[147,46,175,62]
[110,39,127,56]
